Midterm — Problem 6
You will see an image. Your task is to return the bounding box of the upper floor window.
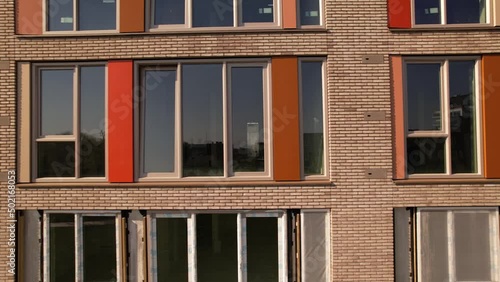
[404,58,481,176]
[298,0,322,26]
[414,0,489,25]
[46,0,117,32]
[34,64,106,180]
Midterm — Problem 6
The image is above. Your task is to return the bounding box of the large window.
[35,64,106,180]
[46,0,117,32]
[404,58,481,176]
[43,212,123,282]
[139,61,270,179]
[150,0,278,29]
[413,0,489,25]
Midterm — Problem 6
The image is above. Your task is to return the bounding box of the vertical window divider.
[490,209,499,281]
[43,213,49,282]
[474,60,484,175]
[187,0,193,28]
[76,214,83,281]
[223,62,230,178]
[442,60,452,175]
[440,0,446,24]
[74,67,81,178]
[147,214,155,282]
[115,215,123,282]
[237,213,247,282]
[139,67,147,178]
[176,64,183,178]
[188,214,197,282]
[447,211,456,281]
[73,0,78,31]
[279,212,288,282]
[234,0,239,27]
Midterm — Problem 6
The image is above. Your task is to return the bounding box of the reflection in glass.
[157,218,188,282]
[231,67,264,172]
[419,211,449,282]
[301,62,324,175]
[407,63,441,131]
[414,0,441,24]
[144,70,176,173]
[38,142,75,177]
[302,212,328,282]
[449,61,476,173]
[80,66,105,177]
[196,214,238,282]
[300,0,320,25]
[83,217,117,282]
[154,0,185,25]
[406,138,445,174]
[49,214,75,282]
[40,69,73,136]
[247,217,278,282]
[48,0,74,31]
[192,0,233,27]
[447,0,486,24]
[242,0,274,23]
[78,0,116,30]
[182,64,223,176]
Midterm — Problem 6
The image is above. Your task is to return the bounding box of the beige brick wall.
[0,0,499,281]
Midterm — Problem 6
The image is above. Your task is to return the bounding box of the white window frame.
[32,63,108,182]
[403,57,483,178]
[411,0,492,27]
[147,0,281,31]
[43,211,123,282]
[298,58,329,179]
[43,0,120,34]
[135,59,273,181]
[416,207,500,282]
[147,210,287,282]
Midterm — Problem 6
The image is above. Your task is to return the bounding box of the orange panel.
[108,61,134,183]
[16,0,43,34]
[120,0,145,33]
[391,56,406,179]
[272,57,300,181]
[387,0,411,29]
[282,0,297,29]
[482,55,500,178]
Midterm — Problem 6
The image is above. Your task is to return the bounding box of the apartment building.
[0,0,499,281]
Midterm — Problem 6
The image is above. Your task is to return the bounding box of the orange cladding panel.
[282,0,297,28]
[16,0,43,34]
[120,0,145,32]
[387,0,411,28]
[391,56,406,179]
[482,55,500,178]
[272,57,300,181]
[108,61,134,182]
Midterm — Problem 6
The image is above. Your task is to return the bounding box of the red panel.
[387,0,412,29]
[391,56,406,179]
[108,61,134,183]
[16,0,43,34]
[482,55,500,178]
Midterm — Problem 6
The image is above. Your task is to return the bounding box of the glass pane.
[414,0,441,24]
[449,61,477,174]
[38,142,75,177]
[49,214,75,282]
[242,0,274,23]
[192,0,233,27]
[40,69,74,136]
[247,217,278,282]
[83,216,117,282]
[157,218,188,282]
[47,0,74,31]
[406,63,441,131]
[144,70,176,173]
[78,0,116,30]
[231,67,264,173]
[301,62,324,175]
[182,64,224,176]
[302,212,327,282]
[196,214,238,282]
[154,0,185,25]
[447,0,486,24]
[454,212,492,281]
[80,66,106,177]
[406,138,446,174]
[300,0,320,25]
[419,210,449,282]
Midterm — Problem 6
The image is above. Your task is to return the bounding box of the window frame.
[147,0,281,31]
[135,59,273,181]
[298,58,329,179]
[147,210,288,282]
[416,207,500,282]
[43,0,120,34]
[296,0,325,27]
[42,211,123,282]
[32,62,108,182]
[403,56,483,178]
[411,0,492,28]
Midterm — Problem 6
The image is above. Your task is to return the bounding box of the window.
[404,58,481,176]
[139,61,270,180]
[413,0,489,25]
[150,0,278,29]
[46,0,117,32]
[34,64,106,180]
[300,59,326,177]
[298,0,322,26]
[43,212,123,281]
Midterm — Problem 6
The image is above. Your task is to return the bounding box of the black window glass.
[406,137,446,174]
[47,0,74,31]
[155,0,186,25]
[414,0,441,24]
[242,0,274,23]
[38,142,75,177]
[300,0,320,25]
[78,0,116,30]
[192,0,233,27]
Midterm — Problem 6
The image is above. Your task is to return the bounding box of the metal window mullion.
[416,210,422,282]
[76,214,83,282]
[490,210,499,281]
[43,214,50,282]
[115,215,122,282]
[238,214,247,282]
[441,0,446,24]
[140,68,147,177]
[188,214,197,282]
[176,64,183,178]
[74,67,81,178]
[279,212,288,282]
[474,60,483,175]
[223,63,230,177]
[74,0,78,31]
[187,0,192,28]
[234,0,239,26]
[447,211,455,282]
[151,216,158,282]
[263,63,271,177]
[442,61,452,175]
